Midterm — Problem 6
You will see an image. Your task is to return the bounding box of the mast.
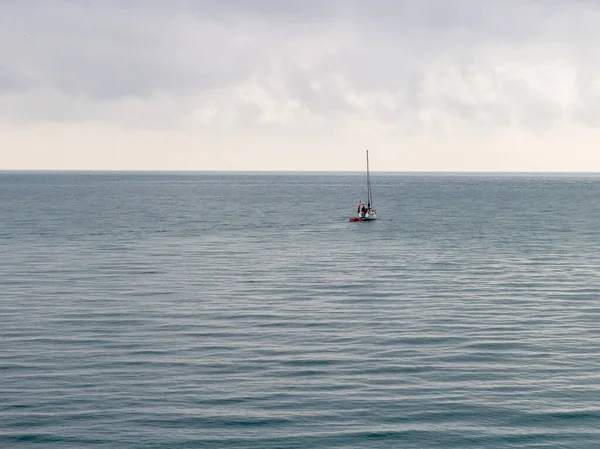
[366,150,373,208]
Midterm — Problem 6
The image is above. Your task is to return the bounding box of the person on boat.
[361,205,366,217]
[357,203,361,215]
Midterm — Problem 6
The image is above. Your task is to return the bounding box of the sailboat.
[350,150,377,222]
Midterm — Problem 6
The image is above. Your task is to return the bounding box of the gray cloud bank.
[2,0,600,133]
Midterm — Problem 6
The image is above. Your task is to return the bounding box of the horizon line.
[3,169,600,175]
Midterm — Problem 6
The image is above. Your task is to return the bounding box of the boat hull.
[350,213,377,222]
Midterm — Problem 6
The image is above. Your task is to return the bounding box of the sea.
[2,171,600,448]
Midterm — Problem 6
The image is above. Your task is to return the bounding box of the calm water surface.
[2,172,600,448]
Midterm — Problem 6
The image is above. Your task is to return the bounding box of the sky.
[2,0,600,171]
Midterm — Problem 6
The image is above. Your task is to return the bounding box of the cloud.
[3,0,600,170]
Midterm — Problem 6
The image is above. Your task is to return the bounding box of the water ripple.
[2,173,600,447]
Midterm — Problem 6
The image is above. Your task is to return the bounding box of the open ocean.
[2,171,600,448]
